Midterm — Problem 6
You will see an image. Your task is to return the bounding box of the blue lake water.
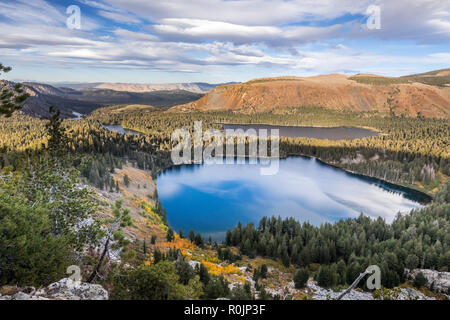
[156,156,428,241]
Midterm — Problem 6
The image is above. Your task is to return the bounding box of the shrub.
[413,272,428,288]
[294,268,309,289]
[111,261,187,300]
[203,276,230,299]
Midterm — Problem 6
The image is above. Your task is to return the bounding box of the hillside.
[0,80,103,118]
[171,71,450,118]
[61,88,204,109]
[0,81,204,118]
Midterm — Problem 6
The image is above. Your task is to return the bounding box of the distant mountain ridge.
[0,80,205,118]
[53,82,239,94]
[171,69,450,118]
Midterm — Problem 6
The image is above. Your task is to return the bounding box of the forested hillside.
[225,182,450,289]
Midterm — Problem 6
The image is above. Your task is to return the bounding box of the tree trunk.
[87,235,110,283]
[336,271,369,300]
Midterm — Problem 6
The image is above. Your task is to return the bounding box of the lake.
[105,123,379,140]
[222,124,379,140]
[156,156,429,241]
[102,124,141,136]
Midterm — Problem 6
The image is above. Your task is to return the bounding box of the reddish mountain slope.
[171,72,450,118]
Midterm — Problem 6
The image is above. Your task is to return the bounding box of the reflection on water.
[222,124,379,140]
[157,156,429,241]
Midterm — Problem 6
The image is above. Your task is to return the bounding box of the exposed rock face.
[46,278,109,300]
[0,278,108,300]
[171,73,450,118]
[308,280,435,300]
[0,292,49,300]
[408,269,450,293]
[308,281,373,300]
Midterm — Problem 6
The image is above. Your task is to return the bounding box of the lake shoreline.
[158,153,433,204]
[284,153,433,204]
[156,154,429,240]
[220,123,380,140]
[103,123,432,201]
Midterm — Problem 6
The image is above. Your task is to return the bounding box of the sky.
[0,0,449,84]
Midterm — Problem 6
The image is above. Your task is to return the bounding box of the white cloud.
[103,0,363,25]
[427,52,450,64]
[97,10,141,24]
[152,18,342,46]
[0,0,66,25]
[0,0,449,81]
[113,28,159,41]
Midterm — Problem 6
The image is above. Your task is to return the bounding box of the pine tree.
[123,174,130,187]
[199,263,210,286]
[194,233,204,247]
[87,199,132,283]
[189,230,195,242]
[143,239,147,254]
[0,64,29,117]
[167,228,174,242]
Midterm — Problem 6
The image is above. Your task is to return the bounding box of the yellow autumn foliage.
[201,260,242,277]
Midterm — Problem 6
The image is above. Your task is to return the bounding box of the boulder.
[46,278,108,300]
[0,278,108,301]
[407,269,450,293]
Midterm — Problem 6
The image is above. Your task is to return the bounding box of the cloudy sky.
[0,0,449,83]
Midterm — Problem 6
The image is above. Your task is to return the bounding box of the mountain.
[0,81,204,118]
[401,68,450,87]
[0,80,103,118]
[170,70,450,118]
[56,82,238,94]
[55,87,204,108]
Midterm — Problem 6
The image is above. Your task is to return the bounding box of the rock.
[188,260,200,269]
[407,269,450,293]
[46,278,108,300]
[397,288,435,300]
[0,278,108,301]
[307,280,435,300]
[10,292,49,300]
[0,285,20,296]
[308,280,374,300]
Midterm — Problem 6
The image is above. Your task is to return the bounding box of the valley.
[2,0,450,309]
[0,80,206,118]
[1,68,449,301]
